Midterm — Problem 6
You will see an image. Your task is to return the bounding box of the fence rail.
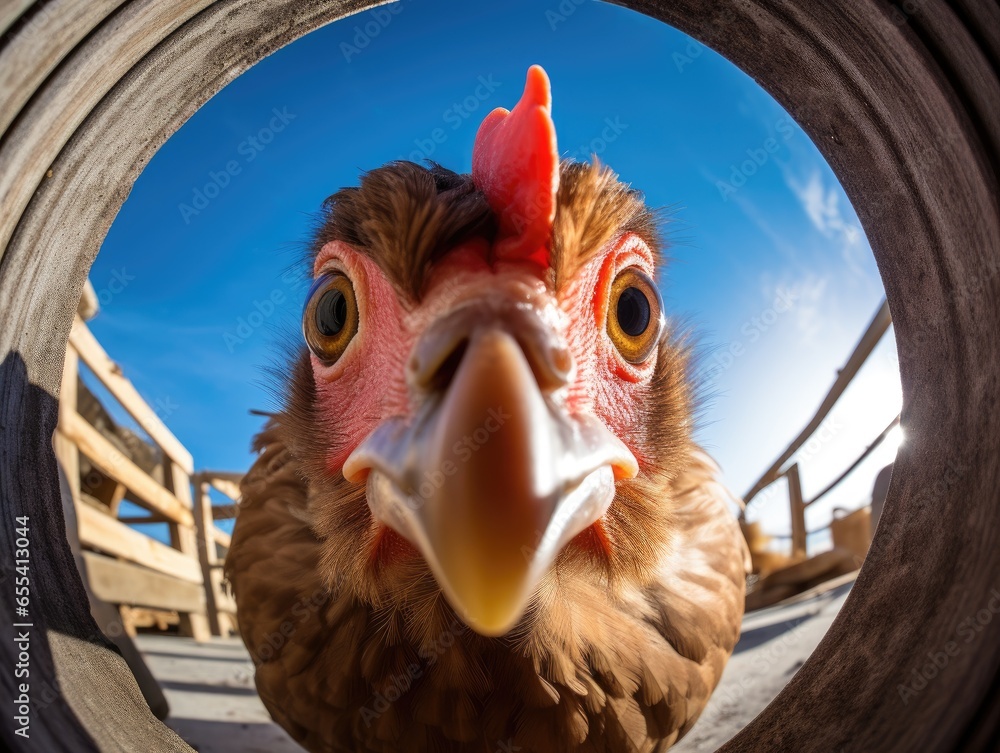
[742,299,894,559]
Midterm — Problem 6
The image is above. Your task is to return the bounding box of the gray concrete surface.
[135,577,853,752]
[135,633,304,752]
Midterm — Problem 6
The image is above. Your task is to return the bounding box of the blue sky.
[86,0,901,546]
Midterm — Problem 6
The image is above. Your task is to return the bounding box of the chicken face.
[306,225,667,635]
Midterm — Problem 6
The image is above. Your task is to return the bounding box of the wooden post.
[786,463,807,559]
[193,474,226,636]
[166,461,211,642]
[108,482,127,517]
[54,348,81,504]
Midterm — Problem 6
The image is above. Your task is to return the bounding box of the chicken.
[226,65,749,753]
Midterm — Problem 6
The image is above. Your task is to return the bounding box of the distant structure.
[740,300,899,609]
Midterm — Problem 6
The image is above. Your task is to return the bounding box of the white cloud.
[757,271,829,344]
[788,170,861,244]
[784,168,876,283]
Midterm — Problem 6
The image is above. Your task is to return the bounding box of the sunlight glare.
[883,424,904,454]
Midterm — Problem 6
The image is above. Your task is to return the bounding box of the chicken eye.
[303,272,359,365]
[607,267,663,364]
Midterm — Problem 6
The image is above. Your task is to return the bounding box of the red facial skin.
[310,232,660,557]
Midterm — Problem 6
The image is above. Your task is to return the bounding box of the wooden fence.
[742,299,897,558]
[54,315,241,640]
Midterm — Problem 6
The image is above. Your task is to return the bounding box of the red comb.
[472,65,558,269]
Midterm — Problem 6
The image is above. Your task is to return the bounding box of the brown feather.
[226,161,749,752]
[312,161,496,303]
[550,160,661,288]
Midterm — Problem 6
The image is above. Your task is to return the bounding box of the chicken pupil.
[317,289,347,336]
[617,287,650,336]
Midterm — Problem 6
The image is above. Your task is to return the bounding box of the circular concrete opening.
[1,2,997,751]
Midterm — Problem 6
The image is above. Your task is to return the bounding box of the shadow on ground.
[135,634,304,753]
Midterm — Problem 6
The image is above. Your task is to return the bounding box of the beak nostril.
[426,338,469,393]
[516,337,572,394]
